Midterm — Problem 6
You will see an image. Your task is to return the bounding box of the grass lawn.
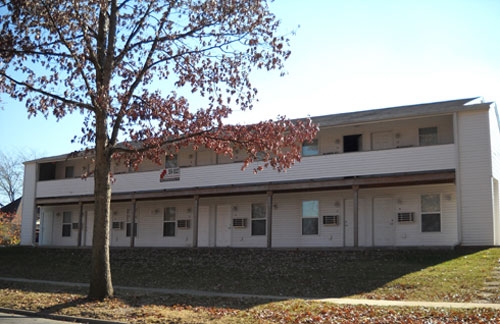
[1,246,500,323]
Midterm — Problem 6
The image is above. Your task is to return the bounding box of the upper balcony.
[36,143,457,199]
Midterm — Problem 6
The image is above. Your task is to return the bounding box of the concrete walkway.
[1,276,500,311]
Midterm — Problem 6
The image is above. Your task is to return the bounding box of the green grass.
[1,247,500,323]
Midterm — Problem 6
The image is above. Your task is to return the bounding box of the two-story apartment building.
[20,97,500,248]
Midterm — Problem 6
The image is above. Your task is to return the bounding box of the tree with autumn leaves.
[0,0,317,300]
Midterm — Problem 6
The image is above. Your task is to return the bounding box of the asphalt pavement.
[0,311,75,324]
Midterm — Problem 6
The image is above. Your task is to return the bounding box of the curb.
[0,307,125,324]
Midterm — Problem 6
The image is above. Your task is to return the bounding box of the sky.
[1,0,500,159]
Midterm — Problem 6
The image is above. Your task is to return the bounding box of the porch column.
[130,198,137,248]
[77,200,83,247]
[266,191,273,248]
[353,185,359,247]
[192,195,199,247]
[39,209,44,246]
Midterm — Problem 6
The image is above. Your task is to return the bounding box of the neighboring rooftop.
[0,197,21,215]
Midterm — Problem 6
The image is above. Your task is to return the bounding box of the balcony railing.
[36,144,456,198]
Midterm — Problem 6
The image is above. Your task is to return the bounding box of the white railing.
[36,144,456,198]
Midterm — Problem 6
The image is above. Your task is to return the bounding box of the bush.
[0,212,20,246]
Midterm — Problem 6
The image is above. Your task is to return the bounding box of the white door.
[197,206,210,247]
[374,198,395,246]
[41,211,53,246]
[216,205,231,247]
[372,131,393,150]
[344,199,368,247]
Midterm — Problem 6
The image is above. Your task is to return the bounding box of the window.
[397,212,415,223]
[65,166,74,178]
[323,215,339,226]
[126,208,137,237]
[39,163,56,181]
[343,134,362,152]
[302,200,319,235]
[251,203,266,236]
[126,222,137,237]
[163,207,176,236]
[162,155,180,181]
[302,139,319,156]
[421,194,441,232]
[62,211,72,237]
[419,127,438,146]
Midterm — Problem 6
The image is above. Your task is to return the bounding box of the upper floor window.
[165,154,178,169]
[39,163,56,181]
[302,139,319,156]
[419,127,438,146]
[162,155,180,181]
[343,134,362,152]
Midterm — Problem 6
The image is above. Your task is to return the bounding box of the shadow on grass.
[0,246,490,303]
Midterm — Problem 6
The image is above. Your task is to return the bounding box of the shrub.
[0,212,20,246]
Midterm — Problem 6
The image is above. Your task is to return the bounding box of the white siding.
[271,184,458,248]
[458,109,494,245]
[36,144,456,199]
[135,200,193,247]
[20,163,37,245]
[489,106,500,245]
[489,106,500,179]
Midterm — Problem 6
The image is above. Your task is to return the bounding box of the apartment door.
[373,198,395,246]
[344,199,368,247]
[197,206,210,247]
[215,205,231,247]
[84,211,94,247]
[40,211,53,245]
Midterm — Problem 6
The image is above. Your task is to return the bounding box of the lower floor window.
[421,194,441,232]
[126,222,137,237]
[62,211,72,237]
[421,213,441,232]
[251,203,266,236]
[163,207,176,236]
[302,200,319,235]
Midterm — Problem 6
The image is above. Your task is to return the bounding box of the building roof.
[310,97,491,127]
[0,197,21,214]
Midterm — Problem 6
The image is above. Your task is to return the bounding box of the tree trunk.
[88,113,114,300]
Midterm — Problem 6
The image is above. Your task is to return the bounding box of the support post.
[353,185,359,247]
[77,200,83,247]
[192,195,199,247]
[130,198,136,248]
[266,191,273,248]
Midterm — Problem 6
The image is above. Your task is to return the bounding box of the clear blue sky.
[1,0,500,158]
